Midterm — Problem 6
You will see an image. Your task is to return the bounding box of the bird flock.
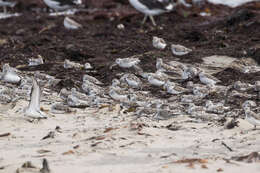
[0,40,259,128]
[0,0,259,128]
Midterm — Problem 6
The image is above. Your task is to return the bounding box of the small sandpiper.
[120,73,142,89]
[171,44,192,56]
[113,57,140,69]
[244,106,260,130]
[198,71,220,87]
[163,80,189,95]
[152,36,167,50]
[129,0,176,26]
[1,63,21,84]
[83,74,103,85]
[147,73,167,87]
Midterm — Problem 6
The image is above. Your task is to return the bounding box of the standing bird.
[129,0,176,26]
[0,0,16,13]
[24,77,47,119]
[43,0,82,12]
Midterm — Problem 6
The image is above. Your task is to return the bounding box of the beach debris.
[40,158,51,173]
[22,161,36,168]
[231,152,260,163]
[62,150,75,155]
[42,131,55,140]
[55,126,62,133]
[50,103,74,114]
[172,158,208,169]
[165,123,182,131]
[221,141,233,152]
[217,168,224,172]
[224,119,239,129]
[37,149,52,154]
[0,132,10,137]
[16,160,38,173]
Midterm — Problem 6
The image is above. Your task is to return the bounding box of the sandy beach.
[0,0,260,172]
[0,95,260,172]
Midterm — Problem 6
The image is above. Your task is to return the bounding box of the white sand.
[0,98,260,173]
[0,55,260,172]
